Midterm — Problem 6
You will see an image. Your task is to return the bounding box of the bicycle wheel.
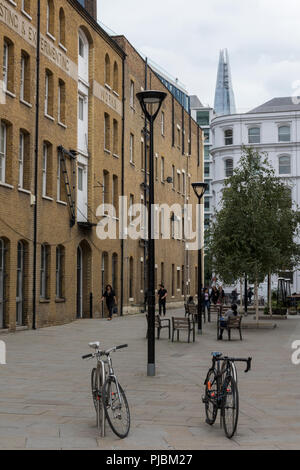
[204,369,218,425]
[222,375,239,439]
[91,368,103,430]
[102,377,130,439]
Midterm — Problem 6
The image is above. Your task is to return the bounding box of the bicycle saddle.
[212,352,223,358]
[89,342,100,349]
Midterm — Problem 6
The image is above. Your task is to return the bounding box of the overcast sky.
[98,0,300,113]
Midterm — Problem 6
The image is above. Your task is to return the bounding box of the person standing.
[158,284,168,317]
[101,285,117,321]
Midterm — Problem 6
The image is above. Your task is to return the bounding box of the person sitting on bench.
[218,304,238,340]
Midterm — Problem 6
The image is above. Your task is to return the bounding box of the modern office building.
[210,96,300,294]
[149,61,190,113]
[214,48,236,116]
[190,96,215,230]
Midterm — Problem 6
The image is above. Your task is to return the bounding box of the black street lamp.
[136,90,167,377]
[192,182,208,334]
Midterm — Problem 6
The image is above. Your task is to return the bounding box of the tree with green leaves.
[207,147,300,321]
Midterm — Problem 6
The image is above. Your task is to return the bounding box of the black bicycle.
[202,352,252,439]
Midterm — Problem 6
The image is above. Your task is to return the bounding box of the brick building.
[0,0,204,331]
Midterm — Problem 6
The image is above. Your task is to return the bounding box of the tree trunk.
[268,273,273,317]
[255,279,259,323]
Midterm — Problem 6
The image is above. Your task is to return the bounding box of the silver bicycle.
[82,342,130,439]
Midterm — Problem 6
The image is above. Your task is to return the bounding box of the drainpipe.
[143,58,148,312]
[120,54,125,317]
[32,0,41,330]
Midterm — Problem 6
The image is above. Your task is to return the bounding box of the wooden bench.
[172,317,195,343]
[146,314,171,340]
[218,314,243,341]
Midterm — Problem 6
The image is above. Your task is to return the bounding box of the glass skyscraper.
[214,49,236,116]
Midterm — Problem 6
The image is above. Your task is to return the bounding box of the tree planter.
[272,308,287,316]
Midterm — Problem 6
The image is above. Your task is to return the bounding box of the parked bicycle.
[202,352,252,439]
[82,342,130,439]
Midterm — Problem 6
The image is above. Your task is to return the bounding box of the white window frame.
[130,80,134,108]
[279,155,291,175]
[278,125,291,143]
[0,122,7,183]
[42,143,48,196]
[225,158,234,178]
[57,153,61,200]
[19,132,24,188]
[20,55,25,100]
[3,42,8,91]
[45,73,49,115]
[130,133,134,163]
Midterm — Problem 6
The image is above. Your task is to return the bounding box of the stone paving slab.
[0,310,300,450]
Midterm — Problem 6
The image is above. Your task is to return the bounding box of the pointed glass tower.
[214,49,236,116]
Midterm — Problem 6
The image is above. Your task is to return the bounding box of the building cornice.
[67,0,126,59]
[210,142,300,155]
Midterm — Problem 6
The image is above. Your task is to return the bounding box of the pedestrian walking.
[210,286,219,305]
[217,285,225,306]
[158,284,168,316]
[248,287,253,305]
[203,288,210,321]
[101,285,117,321]
[231,288,238,304]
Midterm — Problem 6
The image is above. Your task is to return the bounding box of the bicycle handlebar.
[82,354,94,360]
[212,354,252,373]
[82,344,128,360]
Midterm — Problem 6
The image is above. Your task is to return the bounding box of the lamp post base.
[147,363,155,377]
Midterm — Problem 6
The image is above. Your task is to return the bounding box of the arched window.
[225,158,234,177]
[105,54,111,86]
[59,8,66,47]
[224,129,233,146]
[278,125,291,142]
[47,0,54,37]
[279,155,291,175]
[113,62,118,93]
[3,38,14,93]
[248,127,260,144]
[78,29,89,83]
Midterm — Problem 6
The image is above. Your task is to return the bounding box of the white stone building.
[210,97,300,295]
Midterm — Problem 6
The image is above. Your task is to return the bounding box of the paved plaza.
[0,310,300,450]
